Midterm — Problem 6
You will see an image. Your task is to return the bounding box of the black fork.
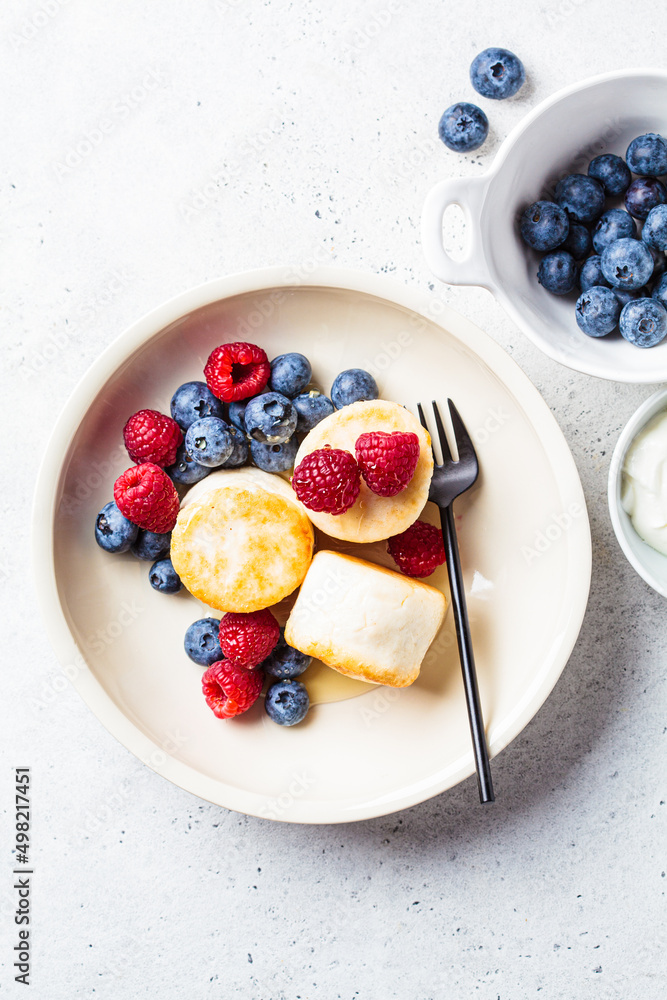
[418,399,494,804]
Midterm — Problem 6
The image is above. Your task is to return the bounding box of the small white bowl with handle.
[422,69,667,383]
[608,387,667,596]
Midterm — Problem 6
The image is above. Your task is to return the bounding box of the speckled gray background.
[3,1,666,997]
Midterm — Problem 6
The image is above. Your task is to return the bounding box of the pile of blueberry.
[438,47,526,154]
[170,357,378,481]
[185,619,311,727]
[94,354,380,592]
[520,133,667,347]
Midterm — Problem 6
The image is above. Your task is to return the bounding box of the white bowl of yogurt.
[609,388,667,596]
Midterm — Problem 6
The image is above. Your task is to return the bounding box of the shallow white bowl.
[33,266,591,823]
[422,69,667,383]
[608,387,667,596]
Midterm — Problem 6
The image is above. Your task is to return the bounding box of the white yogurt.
[621,409,667,555]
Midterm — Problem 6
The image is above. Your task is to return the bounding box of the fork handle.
[441,505,495,804]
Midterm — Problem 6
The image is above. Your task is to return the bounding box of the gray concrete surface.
[2,1,665,996]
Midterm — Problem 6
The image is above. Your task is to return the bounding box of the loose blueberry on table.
[438,102,489,153]
[469,47,525,101]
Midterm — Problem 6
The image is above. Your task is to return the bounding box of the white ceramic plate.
[422,69,667,383]
[33,267,591,823]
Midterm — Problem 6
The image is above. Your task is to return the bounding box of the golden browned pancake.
[171,469,314,613]
[293,400,433,543]
[284,550,446,687]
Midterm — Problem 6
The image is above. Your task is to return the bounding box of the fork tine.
[417,402,429,434]
[447,399,478,466]
[431,400,453,462]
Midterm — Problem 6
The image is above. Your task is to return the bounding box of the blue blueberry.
[588,153,632,196]
[579,255,609,291]
[229,399,250,432]
[94,501,138,553]
[575,286,621,338]
[558,222,592,261]
[149,557,182,594]
[619,298,667,348]
[601,238,654,290]
[261,628,311,679]
[625,176,667,221]
[614,287,649,308]
[592,209,636,254]
[168,443,211,485]
[626,133,667,177]
[652,273,667,310]
[649,248,667,284]
[184,417,234,467]
[520,200,569,252]
[170,381,224,430]
[250,434,299,473]
[184,617,222,666]
[469,47,525,100]
[438,102,489,153]
[555,174,605,224]
[264,679,310,726]
[131,529,171,561]
[642,204,667,251]
[537,250,577,295]
[244,392,297,444]
[292,391,335,433]
[269,353,312,399]
[330,369,379,409]
[220,425,249,468]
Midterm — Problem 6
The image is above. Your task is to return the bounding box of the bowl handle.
[421,175,494,289]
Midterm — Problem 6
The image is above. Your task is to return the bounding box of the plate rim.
[33,265,592,823]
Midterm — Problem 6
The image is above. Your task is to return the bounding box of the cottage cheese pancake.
[285,550,446,687]
[171,468,314,613]
[294,400,433,543]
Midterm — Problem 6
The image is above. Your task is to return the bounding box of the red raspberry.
[219,609,280,669]
[355,431,420,497]
[292,447,361,515]
[204,342,271,402]
[113,463,180,533]
[202,660,264,719]
[123,409,183,467]
[387,519,446,578]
